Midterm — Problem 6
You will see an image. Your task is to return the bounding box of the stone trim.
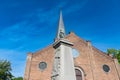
[92,46,113,61]
[75,66,85,80]
[33,45,53,57]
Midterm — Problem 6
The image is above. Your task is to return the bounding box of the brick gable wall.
[24,32,120,80]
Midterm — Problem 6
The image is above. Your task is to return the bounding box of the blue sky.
[0,0,120,77]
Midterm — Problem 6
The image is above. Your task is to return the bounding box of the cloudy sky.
[0,0,120,77]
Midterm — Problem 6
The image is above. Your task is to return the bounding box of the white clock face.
[72,49,79,58]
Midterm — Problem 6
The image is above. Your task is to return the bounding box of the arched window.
[75,67,84,80]
[75,69,82,80]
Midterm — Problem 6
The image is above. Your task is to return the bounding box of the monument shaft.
[52,39,76,80]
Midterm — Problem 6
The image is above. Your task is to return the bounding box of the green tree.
[0,60,13,80]
[12,77,23,80]
[107,48,120,64]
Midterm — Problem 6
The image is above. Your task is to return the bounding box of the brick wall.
[24,32,120,80]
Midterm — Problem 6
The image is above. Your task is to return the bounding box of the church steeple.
[56,10,66,40]
[52,11,76,80]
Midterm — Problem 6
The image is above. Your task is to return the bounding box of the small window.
[103,64,110,72]
[75,69,82,80]
[72,49,79,58]
[39,62,47,71]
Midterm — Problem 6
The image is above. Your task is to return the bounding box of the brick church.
[24,11,120,80]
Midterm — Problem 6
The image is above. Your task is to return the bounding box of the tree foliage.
[0,60,23,80]
[107,49,120,64]
[12,77,23,80]
[0,60,13,80]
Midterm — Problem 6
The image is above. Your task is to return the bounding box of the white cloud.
[0,49,26,77]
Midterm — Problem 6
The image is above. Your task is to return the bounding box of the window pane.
[103,64,110,72]
[75,69,82,80]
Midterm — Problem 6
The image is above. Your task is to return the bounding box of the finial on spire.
[56,10,66,40]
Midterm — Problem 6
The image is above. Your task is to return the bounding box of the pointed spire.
[56,10,66,39]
